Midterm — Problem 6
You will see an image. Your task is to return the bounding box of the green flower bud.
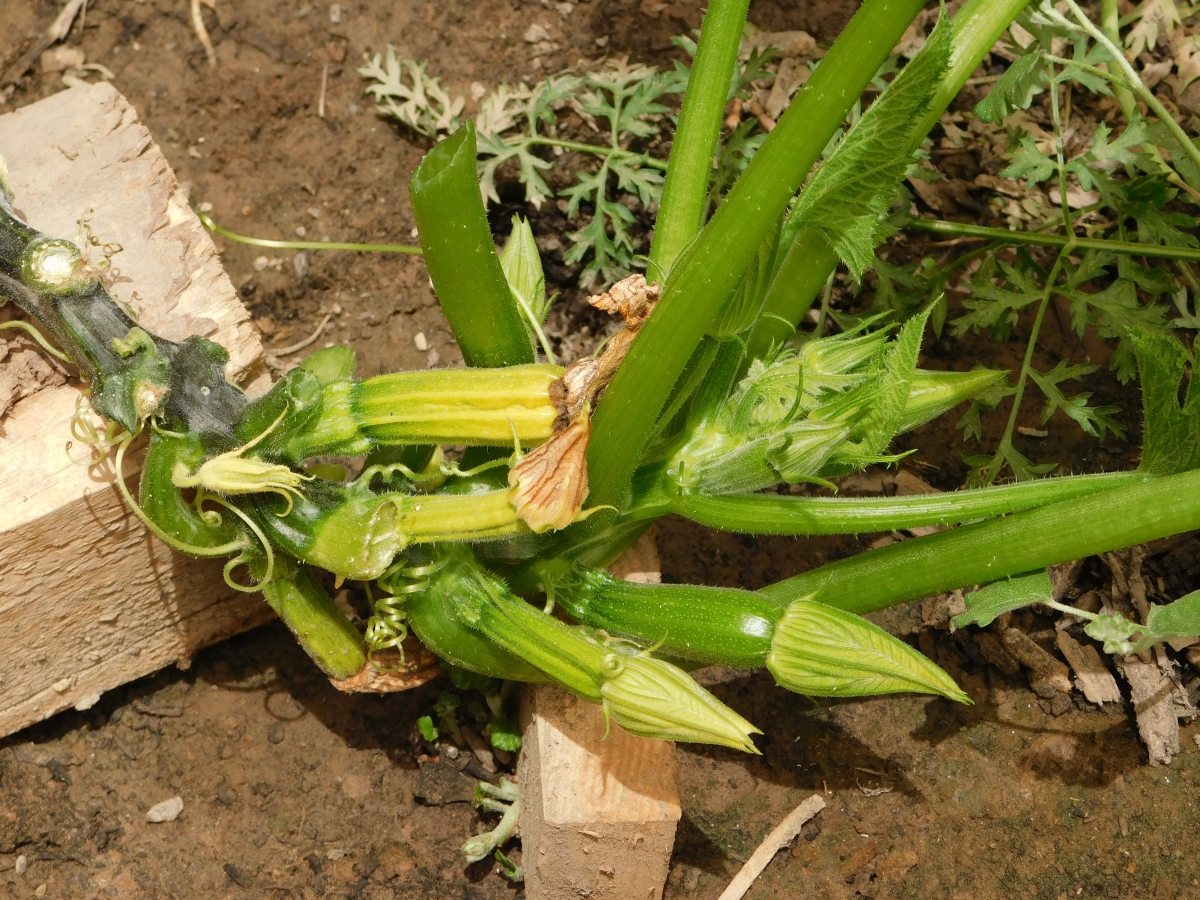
[897,368,1007,434]
[500,214,547,322]
[767,597,969,702]
[599,653,762,753]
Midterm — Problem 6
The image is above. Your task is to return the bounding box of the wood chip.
[717,794,826,900]
[1001,628,1072,696]
[1055,632,1121,705]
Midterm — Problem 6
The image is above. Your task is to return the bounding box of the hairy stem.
[649,0,752,277]
[759,467,1200,614]
[656,470,1150,534]
[986,252,1067,484]
[906,218,1200,261]
[582,0,927,530]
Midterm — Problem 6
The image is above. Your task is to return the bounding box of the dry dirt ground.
[2,0,1200,898]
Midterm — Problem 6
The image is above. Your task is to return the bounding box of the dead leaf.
[1170,30,1200,93]
[741,30,819,58]
[1128,0,1183,59]
[586,273,659,327]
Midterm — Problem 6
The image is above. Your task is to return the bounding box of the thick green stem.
[648,0,752,278]
[259,557,367,680]
[664,470,1150,534]
[744,229,840,361]
[409,121,533,367]
[746,0,1035,361]
[758,467,1200,614]
[583,0,927,529]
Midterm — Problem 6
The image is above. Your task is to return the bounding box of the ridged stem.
[648,0,752,277]
[666,471,1150,535]
[758,468,1200,613]
[583,0,928,528]
[409,121,533,367]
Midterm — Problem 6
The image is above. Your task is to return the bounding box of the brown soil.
[2,0,1200,898]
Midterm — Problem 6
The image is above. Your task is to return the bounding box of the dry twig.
[190,0,218,68]
[2,0,88,86]
[717,794,826,900]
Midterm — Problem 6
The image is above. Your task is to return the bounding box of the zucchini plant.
[3,0,1200,786]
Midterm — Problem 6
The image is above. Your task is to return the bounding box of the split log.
[0,82,271,739]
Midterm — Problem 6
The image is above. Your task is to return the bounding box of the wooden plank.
[0,82,271,739]
[518,531,680,900]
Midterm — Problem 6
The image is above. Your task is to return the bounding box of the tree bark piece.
[1116,653,1181,766]
[1001,627,1072,697]
[1055,631,1121,705]
[518,529,680,900]
[0,83,270,740]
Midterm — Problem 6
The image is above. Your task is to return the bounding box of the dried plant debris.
[927,536,1200,763]
[512,275,661,531]
[0,338,66,420]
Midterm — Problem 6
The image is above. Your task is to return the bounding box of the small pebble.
[266,692,305,721]
[14,855,27,875]
[146,796,184,823]
[267,722,285,744]
[34,885,45,898]
[218,743,234,760]
[413,331,428,351]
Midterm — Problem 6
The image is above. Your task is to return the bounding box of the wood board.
[517,531,680,899]
[0,82,272,739]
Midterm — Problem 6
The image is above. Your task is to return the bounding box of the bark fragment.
[1055,631,1121,705]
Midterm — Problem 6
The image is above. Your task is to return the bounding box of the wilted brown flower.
[508,416,591,532]
[586,273,661,327]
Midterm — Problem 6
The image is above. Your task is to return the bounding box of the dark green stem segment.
[666,471,1151,535]
[907,218,1200,262]
[259,556,367,680]
[554,569,777,667]
[759,468,1200,614]
[584,0,927,526]
[409,121,534,368]
[648,0,752,277]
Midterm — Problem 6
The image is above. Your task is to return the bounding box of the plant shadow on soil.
[3,0,1200,897]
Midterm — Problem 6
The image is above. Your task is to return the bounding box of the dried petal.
[586,274,660,327]
[508,417,590,532]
